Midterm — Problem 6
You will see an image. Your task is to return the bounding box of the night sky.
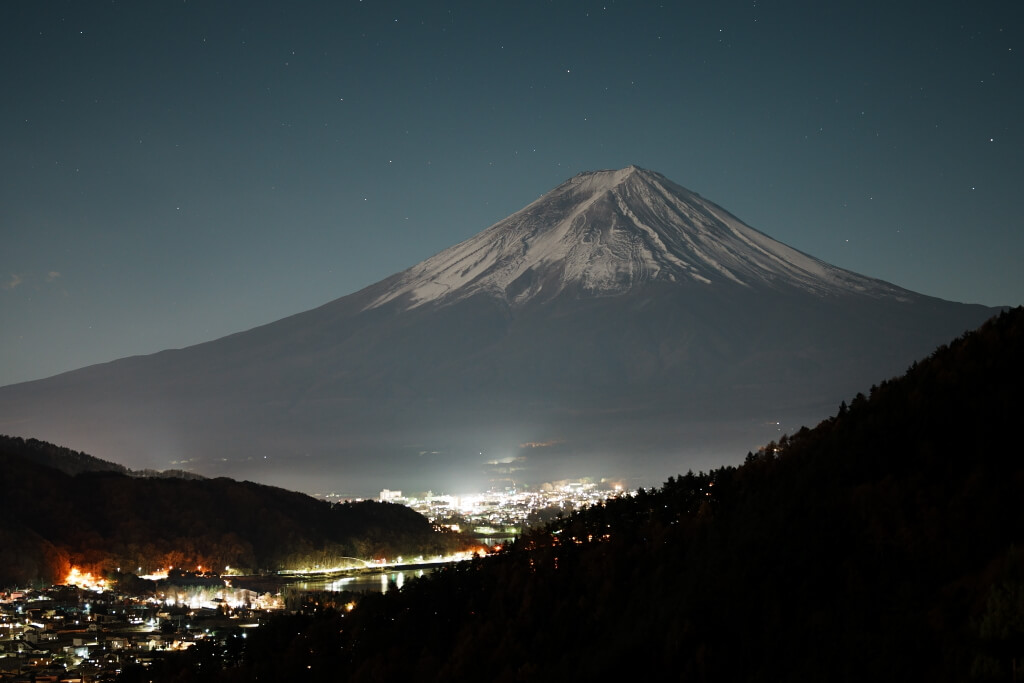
[2,1,1021,387]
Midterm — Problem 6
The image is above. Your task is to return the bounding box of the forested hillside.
[0,435,130,475]
[0,444,468,586]
[156,307,1023,682]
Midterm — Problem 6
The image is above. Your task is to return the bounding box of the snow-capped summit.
[368,165,907,311]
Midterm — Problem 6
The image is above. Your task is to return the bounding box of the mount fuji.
[0,166,1000,495]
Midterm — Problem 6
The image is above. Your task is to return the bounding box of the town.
[0,579,278,682]
[381,477,627,537]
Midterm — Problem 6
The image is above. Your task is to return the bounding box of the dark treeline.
[132,307,1024,682]
[0,435,130,475]
[0,442,469,585]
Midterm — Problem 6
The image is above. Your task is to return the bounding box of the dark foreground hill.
[0,437,468,586]
[152,307,1024,682]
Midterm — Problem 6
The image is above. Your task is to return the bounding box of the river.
[282,567,437,594]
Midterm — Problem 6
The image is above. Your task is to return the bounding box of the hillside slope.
[193,306,1024,681]
[0,441,467,586]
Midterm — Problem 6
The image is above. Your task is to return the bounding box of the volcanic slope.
[0,166,1000,494]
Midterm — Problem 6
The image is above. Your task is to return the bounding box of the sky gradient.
[2,0,1022,387]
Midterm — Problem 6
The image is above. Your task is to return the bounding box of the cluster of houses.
[0,583,272,682]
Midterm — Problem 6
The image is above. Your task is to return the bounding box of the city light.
[64,567,107,592]
[140,569,170,581]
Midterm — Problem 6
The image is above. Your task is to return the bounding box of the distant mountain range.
[0,166,1001,495]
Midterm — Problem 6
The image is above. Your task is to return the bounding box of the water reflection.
[287,568,432,594]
